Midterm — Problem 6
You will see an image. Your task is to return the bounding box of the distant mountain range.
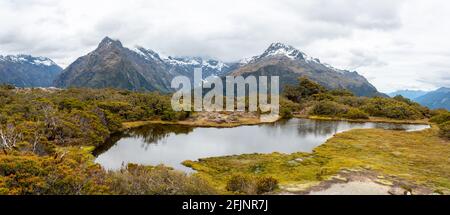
[3,37,385,97]
[388,90,429,100]
[0,55,62,87]
[415,88,450,110]
[390,88,450,110]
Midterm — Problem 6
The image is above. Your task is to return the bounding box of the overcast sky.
[0,0,449,92]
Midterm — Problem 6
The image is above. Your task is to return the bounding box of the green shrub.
[255,176,278,194]
[336,96,367,107]
[279,107,293,119]
[310,101,349,116]
[438,121,450,139]
[312,93,335,101]
[344,108,369,119]
[329,89,354,97]
[58,98,84,111]
[362,98,423,120]
[104,111,123,132]
[109,164,216,195]
[226,175,279,194]
[97,101,131,114]
[283,77,326,103]
[0,152,110,195]
[430,111,450,124]
[226,174,254,194]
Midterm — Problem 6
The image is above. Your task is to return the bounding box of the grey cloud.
[303,0,403,30]
[417,71,450,88]
[0,0,449,92]
[348,50,388,69]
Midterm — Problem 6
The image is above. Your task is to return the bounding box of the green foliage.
[283,77,326,102]
[362,97,423,120]
[312,93,335,101]
[0,88,180,153]
[161,110,191,121]
[329,89,354,97]
[279,98,302,119]
[343,108,369,119]
[58,98,84,112]
[430,111,450,124]
[0,152,217,195]
[281,77,429,120]
[226,174,279,194]
[226,174,254,194]
[0,84,15,90]
[335,96,367,107]
[0,151,110,195]
[439,121,450,139]
[310,101,348,116]
[255,176,279,194]
[108,164,216,195]
[430,110,450,139]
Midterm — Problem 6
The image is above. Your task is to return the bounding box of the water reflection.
[95,119,429,172]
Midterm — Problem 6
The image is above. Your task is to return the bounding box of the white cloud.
[0,0,449,92]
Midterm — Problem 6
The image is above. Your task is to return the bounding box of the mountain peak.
[266,42,296,52]
[98,37,123,49]
[239,42,321,64]
[259,42,314,62]
[436,87,450,93]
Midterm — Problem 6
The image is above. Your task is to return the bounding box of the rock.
[375,179,394,186]
[294,158,304,162]
[331,175,349,182]
[388,187,406,195]
[287,160,298,166]
[392,151,402,157]
[361,165,372,170]
[340,169,350,174]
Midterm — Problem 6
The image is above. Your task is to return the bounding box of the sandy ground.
[308,179,390,195]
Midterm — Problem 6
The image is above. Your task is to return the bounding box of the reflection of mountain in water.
[295,120,341,137]
[128,124,194,145]
[93,124,194,156]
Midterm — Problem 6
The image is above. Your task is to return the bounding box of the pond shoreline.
[121,114,430,130]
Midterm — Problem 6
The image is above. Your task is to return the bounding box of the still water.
[94,118,429,172]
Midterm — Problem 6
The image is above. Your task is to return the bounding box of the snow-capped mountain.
[55,37,174,92]
[0,55,58,67]
[133,47,236,78]
[0,54,62,87]
[241,42,320,64]
[232,42,385,97]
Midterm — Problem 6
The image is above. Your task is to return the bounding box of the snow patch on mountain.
[240,42,349,74]
[0,55,57,67]
[132,46,230,75]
